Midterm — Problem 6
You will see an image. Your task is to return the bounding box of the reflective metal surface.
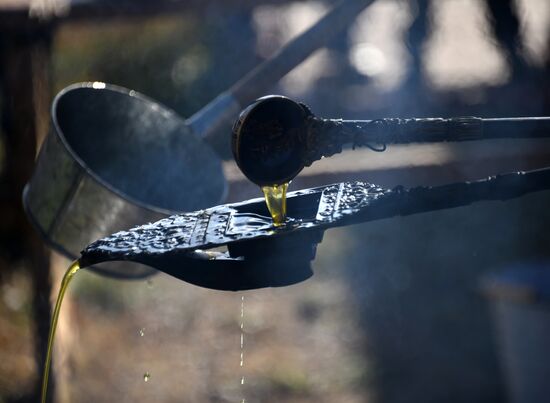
[80,167,550,290]
[23,82,225,278]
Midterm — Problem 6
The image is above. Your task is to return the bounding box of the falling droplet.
[143,372,151,382]
[240,295,246,400]
[139,328,145,337]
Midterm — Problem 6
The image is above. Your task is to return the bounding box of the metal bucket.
[23,82,226,278]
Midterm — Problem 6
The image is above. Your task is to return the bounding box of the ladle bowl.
[232,95,550,187]
[24,82,225,278]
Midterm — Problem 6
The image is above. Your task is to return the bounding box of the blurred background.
[1,0,550,402]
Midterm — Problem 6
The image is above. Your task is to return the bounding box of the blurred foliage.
[265,364,311,395]
[70,270,129,313]
[0,271,36,399]
[53,12,259,121]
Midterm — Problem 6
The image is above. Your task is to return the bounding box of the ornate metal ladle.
[77,96,550,291]
[79,172,550,291]
[231,95,550,186]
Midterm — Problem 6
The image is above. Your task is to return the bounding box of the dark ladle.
[79,167,550,291]
[232,95,550,186]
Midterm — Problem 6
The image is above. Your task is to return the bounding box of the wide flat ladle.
[79,167,550,291]
[23,0,372,278]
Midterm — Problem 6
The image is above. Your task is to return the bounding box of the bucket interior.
[54,86,225,212]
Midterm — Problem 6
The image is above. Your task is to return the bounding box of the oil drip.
[41,260,80,403]
[240,295,245,402]
[141,279,150,382]
[261,183,289,226]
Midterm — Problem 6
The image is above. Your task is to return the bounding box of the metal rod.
[341,116,550,142]
[308,116,550,164]
[187,0,373,140]
[228,0,373,106]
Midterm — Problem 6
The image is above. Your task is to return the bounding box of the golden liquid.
[261,183,289,226]
[41,260,80,403]
[240,295,245,402]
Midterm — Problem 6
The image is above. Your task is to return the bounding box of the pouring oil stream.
[261,183,289,226]
[41,260,81,403]
[240,295,246,402]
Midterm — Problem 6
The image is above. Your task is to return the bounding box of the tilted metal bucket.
[23,82,225,278]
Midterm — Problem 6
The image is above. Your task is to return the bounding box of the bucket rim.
[50,82,226,216]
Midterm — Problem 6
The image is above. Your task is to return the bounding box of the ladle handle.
[397,167,550,217]
[188,0,372,139]
[229,0,372,105]
[304,116,550,165]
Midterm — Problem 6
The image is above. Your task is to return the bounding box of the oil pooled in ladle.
[232,96,307,226]
[261,183,289,226]
[41,260,81,403]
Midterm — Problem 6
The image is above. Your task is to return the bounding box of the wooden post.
[0,19,55,402]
